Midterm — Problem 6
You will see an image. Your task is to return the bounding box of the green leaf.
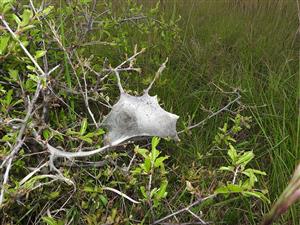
[1,0,15,14]
[80,0,92,4]
[131,167,142,175]
[142,157,151,173]
[42,129,51,140]
[28,74,39,83]
[236,151,254,166]
[66,129,78,135]
[156,180,168,199]
[12,14,21,25]
[140,186,148,199]
[83,186,95,193]
[0,36,10,55]
[79,135,93,144]
[135,146,149,158]
[42,6,54,15]
[219,122,228,133]
[21,24,35,31]
[99,194,108,206]
[96,128,105,135]
[20,9,33,27]
[243,191,270,204]
[80,118,88,135]
[154,156,169,168]
[35,50,47,59]
[5,89,13,105]
[27,65,37,72]
[228,144,238,163]
[245,168,267,176]
[41,216,58,225]
[150,188,158,197]
[219,166,234,172]
[151,137,160,150]
[8,69,18,80]
[215,184,244,194]
[48,191,60,199]
[83,132,95,138]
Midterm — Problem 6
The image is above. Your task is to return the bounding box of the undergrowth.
[0,0,299,224]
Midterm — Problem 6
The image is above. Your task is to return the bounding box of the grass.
[155,0,299,224]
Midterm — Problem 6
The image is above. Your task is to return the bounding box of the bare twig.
[102,186,140,204]
[178,91,241,134]
[187,209,208,225]
[145,57,168,94]
[113,69,125,93]
[153,195,215,225]
[232,165,240,184]
[19,162,49,185]
[119,15,147,23]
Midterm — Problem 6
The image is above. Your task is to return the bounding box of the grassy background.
[128,0,299,224]
[166,0,299,224]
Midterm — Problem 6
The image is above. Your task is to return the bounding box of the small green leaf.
[42,6,54,15]
[243,191,270,204]
[228,144,238,163]
[140,157,151,173]
[219,166,234,172]
[35,50,47,59]
[154,156,169,168]
[27,65,36,72]
[151,137,160,150]
[156,180,168,199]
[41,216,57,225]
[246,168,267,176]
[0,36,10,55]
[20,9,33,27]
[83,186,95,193]
[21,24,35,31]
[28,74,39,83]
[140,186,148,199]
[42,129,51,140]
[80,118,88,135]
[79,135,93,144]
[236,151,254,166]
[215,184,244,194]
[135,146,149,158]
[1,0,14,14]
[8,69,18,80]
[150,188,158,197]
[48,191,60,199]
[99,194,108,206]
[12,14,21,25]
[151,148,160,162]
[96,128,105,135]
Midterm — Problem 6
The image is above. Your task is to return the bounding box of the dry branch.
[153,195,215,225]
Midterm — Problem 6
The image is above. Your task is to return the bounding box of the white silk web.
[102,58,179,144]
